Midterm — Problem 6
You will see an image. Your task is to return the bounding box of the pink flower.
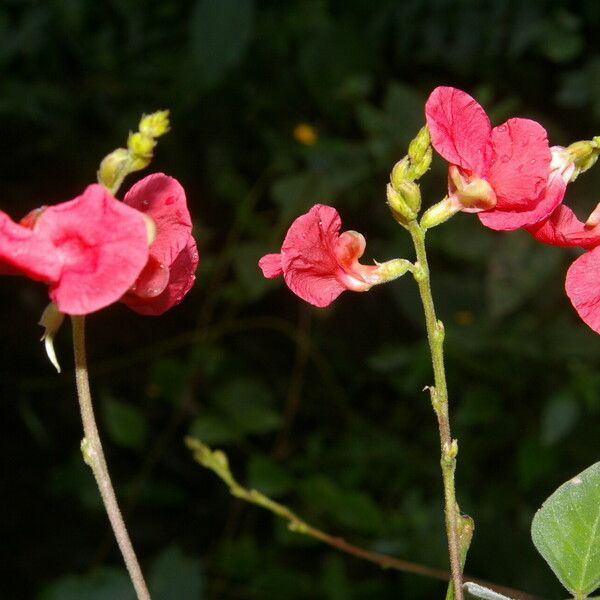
[564,246,600,334]
[528,194,600,334]
[425,86,564,231]
[119,173,199,316]
[259,204,386,308]
[1,184,150,315]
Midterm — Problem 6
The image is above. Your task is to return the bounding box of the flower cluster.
[0,173,198,316]
[259,85,600,334]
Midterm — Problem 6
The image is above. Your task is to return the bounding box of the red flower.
[259,204,384,308]
[1,184,150,315]
[120,173,199,315]
[425,86,563,231]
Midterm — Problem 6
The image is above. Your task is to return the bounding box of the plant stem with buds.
[71,315,151,600]
[408,220,465,600]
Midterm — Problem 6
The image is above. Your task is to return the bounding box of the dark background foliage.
[1,0,599,598]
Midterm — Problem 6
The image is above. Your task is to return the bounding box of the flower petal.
[258,253,283,278]
[280,204,346,308]
[478,160,566,231]
[123,173,192,267]
[528,204,600,249]
[425,86,492,175]
[487,118,550,211]
[0,211,61,281]
[123,236,199,316]
[566,246,600,334]
[38,184,149,315]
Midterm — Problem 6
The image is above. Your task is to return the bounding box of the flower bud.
[397,181,421,214]
[420,197,462,230]
[390,157,411,189]
[387,183,417,224]
[139,110,170,138]
[410,145,432,180]
[566,139,599,179]
[97,148,130,191]
[408,126,431,165]
[128,131,157,159]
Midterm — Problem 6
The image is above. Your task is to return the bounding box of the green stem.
[408,220,464,600]
[71,316,151,600]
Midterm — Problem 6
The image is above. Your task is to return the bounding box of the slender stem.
[408,220,464,600]
[71,315,151,600]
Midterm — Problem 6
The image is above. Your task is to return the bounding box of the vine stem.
[71,315,151,600]
[408,220,464,600]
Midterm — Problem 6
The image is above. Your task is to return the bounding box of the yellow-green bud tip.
[139,110,170,138]
[408,126,431,164]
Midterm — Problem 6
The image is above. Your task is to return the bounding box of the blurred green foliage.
[1,0,600,598]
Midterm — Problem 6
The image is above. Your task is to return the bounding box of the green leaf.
[103,397,148,451]
[189,0,254,90]
[463,582,514,600]
[150,546,204,600]
[531,462,600,598]
[39,568,134,600]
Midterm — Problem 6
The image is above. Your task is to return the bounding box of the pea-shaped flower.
[425,86,568,231]
[259,204,409,307]
[120,173,199,315]
[1,184,150,315]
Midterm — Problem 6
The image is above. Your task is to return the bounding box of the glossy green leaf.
[532,462,600,597]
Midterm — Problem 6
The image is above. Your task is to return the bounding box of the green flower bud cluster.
[97,110,170,195]
[387,126,432,226]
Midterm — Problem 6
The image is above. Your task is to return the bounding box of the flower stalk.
[408,219,466,600]
[71,315,151,600]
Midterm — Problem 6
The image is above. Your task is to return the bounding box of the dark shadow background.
[1,0,600,598]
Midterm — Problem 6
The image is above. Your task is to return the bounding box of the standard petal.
[123,173,192,267]
[478,162,566,231]
[425,86,492,175]
[38,184,149,315]
[566,246,600,334]
[279,204,346,307]
[0,211,61,281]
[488,118,550,211]
[528,205,600,249]
[123,236,199,316]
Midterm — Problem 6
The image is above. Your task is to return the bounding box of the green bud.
[128,131,157,159]
[390,157,411,189]
[408,125,430,164]
[566,139,600,177]
[409,145,432,179]
[97,148,130,191]
[420,197,461,230]
[387,183,416,224]
[397,181,421,214]
[139,110,170,138]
